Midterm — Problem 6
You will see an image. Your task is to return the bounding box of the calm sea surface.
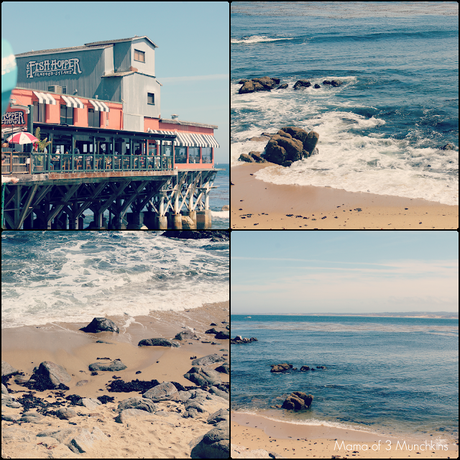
[1,232,229,328]
[231,315,458,443]
[231,2,458,205]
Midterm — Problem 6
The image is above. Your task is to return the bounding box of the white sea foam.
[2,233,229,328]
[232,77,458,205]
[231,35,295,44]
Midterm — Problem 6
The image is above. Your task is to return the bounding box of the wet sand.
[1,302,229,458]
[231,163,458,229]
[231,412,459,458]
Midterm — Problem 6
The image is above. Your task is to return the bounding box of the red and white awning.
[89,99,110,112]
[33,91,56,105]
[61,95,84,109]
[147,129,219,148]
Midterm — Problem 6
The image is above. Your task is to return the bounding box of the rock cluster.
[270,363,293,373]
[231,336,258,344]
[237,76,343,94]
[161,230,229,241]
[263,127,319,167]
[281,391,314,410]
[238,77,282,94]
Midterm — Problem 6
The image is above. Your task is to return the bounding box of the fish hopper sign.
[2,39,18,116]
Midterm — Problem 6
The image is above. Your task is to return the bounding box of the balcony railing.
[1,151,173,175]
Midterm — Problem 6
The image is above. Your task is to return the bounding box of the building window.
[33,101,46,122]
[147,93,155,105]
[202,147,212,163]
[189,147,200,164]
[175,146,187,164]
[60,104,73,125]
[88,108,100,128]
[134,49,145,62]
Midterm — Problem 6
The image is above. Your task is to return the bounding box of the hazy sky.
[232,231,458,315]
[1,1,229,163]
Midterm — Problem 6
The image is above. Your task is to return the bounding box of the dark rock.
[89,359,127,372]
[300,366,310,371]
[56,408,77,420]
[106,379,160,393]
[238,153,254,163]
[249,151,267,163]
[270,363,293,373]
[314,83,321,89]
[303,131,320,156]
[277,83,288,90]
[142,381,179,402]
[281,391,313,410]
[293,80,311,90]
[161,231,229,241]
[205,328,219,335]
[231,336,258,344]
[184,367,222,387]
[238,79,250,84]
[214,331,229,340]
[190,425,229,459]
[138,338,180,348]
[323,80,343,87]
[441,143,455,150]
[80,317,119,333]
[26,361,71,391]
[215,363,229,374]
[253,76,280,89]
[97,395,115,404]
[239,80,256,94]
[239,77,281,94]
[316,365,327,370]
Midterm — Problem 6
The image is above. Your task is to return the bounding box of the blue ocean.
[231,2,458,205]
[231,315,459,444]
[1,231,229,329]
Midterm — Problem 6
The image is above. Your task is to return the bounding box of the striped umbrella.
[7,131,39,144]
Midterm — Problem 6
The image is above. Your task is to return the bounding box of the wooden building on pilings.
[2,124,217,229]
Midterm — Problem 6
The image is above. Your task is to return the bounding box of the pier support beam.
[196,210,212,229]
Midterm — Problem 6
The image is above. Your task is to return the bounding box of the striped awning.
[89,99,110,112]
[148,129,219,148]
[33,91,56,105]
[61,95,84,109]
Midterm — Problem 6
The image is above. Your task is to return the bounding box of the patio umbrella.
[7,131,39,145]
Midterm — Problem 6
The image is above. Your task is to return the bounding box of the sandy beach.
[1,302,229,458]
[231,163,458,229]
[231,412,459,459]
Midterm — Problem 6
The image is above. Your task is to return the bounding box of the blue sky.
[1,1,229,163]
[232,231,458,315]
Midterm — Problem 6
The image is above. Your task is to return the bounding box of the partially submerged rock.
[231,336,258,344]
[281,391,313,410]
[270,363,293,373]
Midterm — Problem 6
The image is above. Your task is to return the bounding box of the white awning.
[147,129,219,148]
[33,91,56,105]
[89,99,110,112]
[61,95,84,109]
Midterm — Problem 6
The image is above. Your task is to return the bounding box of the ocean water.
[210,163,230,228]
[231,315,459,444]
[231,2,459,205]
[1,231,229,329]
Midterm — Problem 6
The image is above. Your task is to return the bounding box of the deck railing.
[1,152,173,175]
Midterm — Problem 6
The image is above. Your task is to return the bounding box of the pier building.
[1,36,220,229]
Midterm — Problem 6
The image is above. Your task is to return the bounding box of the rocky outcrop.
[80,317,119,333]
[300,366,310,371]
[281,391,313,410]
[174,330,200,341]
[293,79,311,90]
[192,354,226,367]
[184,367,222,387]
[190,423,229,459]
[231,336,258,344]
[138,338,180,347]
[25,361,72,391]
[161,230,229,241]
[262,127,319,167]
[142,381,179,402]
[88,358,127,372]
[239,77,281,94]
[270,363,293,373]
[106,378,160,393]
[323,79,343,87]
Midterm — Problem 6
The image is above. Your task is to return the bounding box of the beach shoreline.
[231,411,459,458]
[231,163,459,229]
[2,302,229,458]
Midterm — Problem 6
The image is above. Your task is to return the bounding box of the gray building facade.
[14,36,161,131]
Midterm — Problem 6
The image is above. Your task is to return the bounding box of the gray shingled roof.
[15,36,157,58]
